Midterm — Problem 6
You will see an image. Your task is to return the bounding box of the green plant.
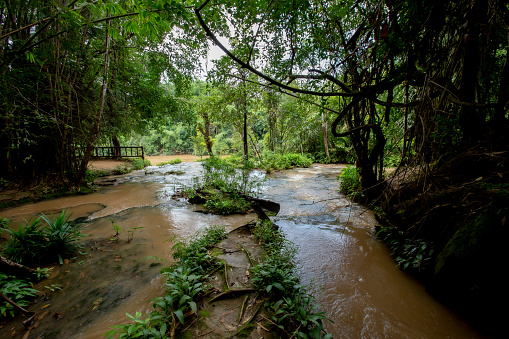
[338,165,363,199]
[251,220,330,338]
[113,164,131,175]
[108,226,227,338]
[40,211,83,264]
[127,226,144,242]
[157,158,182,166]
[376,226,435,272]
[203,191,251,215]
[34,267,53,280]
[171,225,227,274]
[44,284,62,292]
[129,157,151,170]
[108,219,123,244]
[0,273,38,319]
[0,177,10,188]
[0,217,46,264]
[106,312,168,339]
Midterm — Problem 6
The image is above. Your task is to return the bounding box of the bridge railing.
[82,146,144,160]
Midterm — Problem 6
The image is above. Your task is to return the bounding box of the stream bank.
[378,146,508,338]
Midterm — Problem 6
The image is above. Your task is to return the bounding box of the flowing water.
[0,162,486,338]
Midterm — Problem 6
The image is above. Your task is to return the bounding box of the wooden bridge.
[88,146,144,160]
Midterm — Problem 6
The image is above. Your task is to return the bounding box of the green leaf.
[174,309,185,324]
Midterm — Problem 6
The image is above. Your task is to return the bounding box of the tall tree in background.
[193,0,509,198]
[0,0,206,186]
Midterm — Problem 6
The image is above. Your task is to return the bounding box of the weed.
[40,211,83,263]
[108,219,123,243]
[1,217,46,264]
[0,273,38,319]
[127,226,144,242]
[376,226,435,272]
[129,157,151,170]
[203,191,251,215]
[34,267,53,280]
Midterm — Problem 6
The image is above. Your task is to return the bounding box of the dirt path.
[88,154,209,171]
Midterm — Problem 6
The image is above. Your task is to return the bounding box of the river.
[0,162,485,338]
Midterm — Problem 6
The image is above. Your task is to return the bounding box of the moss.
[434,212,488,279]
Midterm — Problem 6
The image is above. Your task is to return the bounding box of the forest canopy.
[1,0,508,192]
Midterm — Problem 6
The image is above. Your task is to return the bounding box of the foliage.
[170,225,228,274]
[251,220,330,338]
[0,273,38,319]
[107,226,227,338]
[338,166,363,200]
[39,211,84,264]
[203,191,251,215]
[156,158,182,166]
[128,158,151,170]
[257,151,313,172]
[0,217,46,265]
[180,156,264,214]
[200,156,261,195]
[376,226,435,273]
[0,0,205,186]
[0,211,83,265]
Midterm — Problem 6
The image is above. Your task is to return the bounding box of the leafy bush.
[1,217,46,264]
[171,225,227,274]
[129,157,151,170]
[40,211,84,263]
[338,165,363,199]
[258,151,313,171]
[0,273,38,319]
[376,226,435,273]
[0,211,83,265]
[203,191,251,215]
[200,156,260,195]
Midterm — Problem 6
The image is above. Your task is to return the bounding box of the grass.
[225,151,313,173]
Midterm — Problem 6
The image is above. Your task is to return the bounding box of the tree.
[0,0,208,186]
[192,0,509,199]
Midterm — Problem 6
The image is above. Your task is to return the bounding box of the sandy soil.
[88,154,210,171]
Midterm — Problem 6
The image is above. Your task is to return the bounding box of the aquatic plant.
[0,217,46,264]
[40,210,83,264]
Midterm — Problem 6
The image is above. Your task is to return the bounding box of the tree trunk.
[459,0,486,142]
[322,111,330,160]
[75,20,111,186]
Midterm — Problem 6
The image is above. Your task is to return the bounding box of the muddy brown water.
[0,163,485,338]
